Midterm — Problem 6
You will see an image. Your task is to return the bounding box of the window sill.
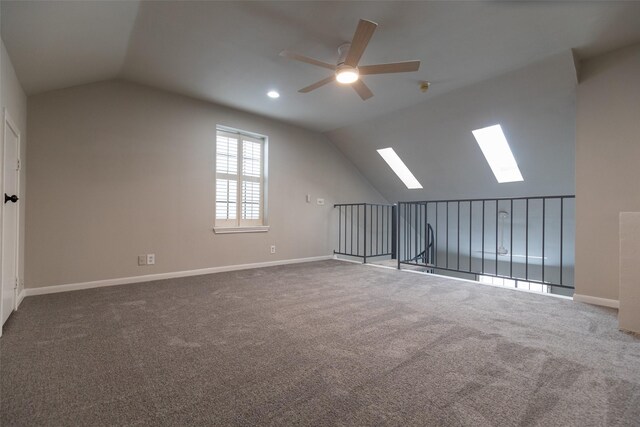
[213,226,270,234]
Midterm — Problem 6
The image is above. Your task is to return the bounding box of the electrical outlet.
[270,245,276,254]
[147,253,155,265]
[317,198,325,205]
[138,255,147,266]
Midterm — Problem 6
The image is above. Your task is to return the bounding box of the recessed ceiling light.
[267,90,280,99]
[472,124,523,183]
[377,147,423,189]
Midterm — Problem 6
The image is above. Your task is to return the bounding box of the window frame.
[214,126,269,234]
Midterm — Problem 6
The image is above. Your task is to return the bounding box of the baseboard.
[25,255,332,297]
[16,288,26,308]
[573,293,619,309]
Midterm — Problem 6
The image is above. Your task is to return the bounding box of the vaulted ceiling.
[3,1,640,132]
[327,51,578,201]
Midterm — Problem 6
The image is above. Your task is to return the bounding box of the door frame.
[1,108,21,330]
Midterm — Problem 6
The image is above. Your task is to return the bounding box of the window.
[376,147,423,189]
[214,127,267,233]
[472,124,523,183]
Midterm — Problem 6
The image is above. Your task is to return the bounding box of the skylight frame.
[377,147,423,189]
[472,124,523,184]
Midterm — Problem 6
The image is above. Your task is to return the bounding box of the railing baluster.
[389,205,400,260]
[404,203,411,260]
[423,204,427,264]
[469,201,472,272]
[495,199,499,276]
[457,201,460,270]
[342,206,346,256]
[382,206,389,254]
[426,202,430,265]
[376,205,379,255]
[369,204,373,259]
[380,205,383,255]
[404,203,408,262]
[482,200,485,274]
[435,202,439,267]
[542,198,546,284]
[397,204,401,269]
[419,204,423,263]
[510,199,513,279]
[446,202,449,269]
[382,205,385,255]
[390,205,393,257]
[383,206,386,254]
[363,204,367,263]
[416,204,419,263]
[338,206,342,254]
[357,205,360,257]
[350,205,354,255]
[379,205,382,255]
[525,198,529,281]
[560,198,564,286]
[416,204,420,263]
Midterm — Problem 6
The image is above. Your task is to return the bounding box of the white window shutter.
[215,129,265,228]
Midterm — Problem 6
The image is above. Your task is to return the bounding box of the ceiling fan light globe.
[336,69,359,84]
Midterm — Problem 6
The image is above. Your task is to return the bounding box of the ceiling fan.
[279,19,421,101]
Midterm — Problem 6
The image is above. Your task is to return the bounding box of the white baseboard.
[573,293,619,309]
[25,255,332,297]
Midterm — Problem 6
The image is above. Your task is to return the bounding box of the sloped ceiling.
[326,52,578,202]
[2,1,640,131]
[0,1,140,94]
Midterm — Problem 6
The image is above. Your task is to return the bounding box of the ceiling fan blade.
[344,19,378,67]
[352,79,373,100]
[359,61,421,75]
[280,50,336,70]
[298,75,335,93]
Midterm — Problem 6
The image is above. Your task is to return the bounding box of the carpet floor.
[1,260,639,426]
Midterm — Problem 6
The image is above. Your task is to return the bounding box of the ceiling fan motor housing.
[337,43,351,65]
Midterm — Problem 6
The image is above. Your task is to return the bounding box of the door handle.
[4,193,18,204]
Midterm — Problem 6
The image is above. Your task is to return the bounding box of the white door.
[1,113,20,327]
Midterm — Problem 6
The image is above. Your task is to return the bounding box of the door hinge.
[16,159,20,171]
[14,277,19,289]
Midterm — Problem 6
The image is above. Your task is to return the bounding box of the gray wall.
[575,43,640,302]
[26,80,384,288]
[1,39,27,297]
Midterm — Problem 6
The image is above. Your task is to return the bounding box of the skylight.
[472,124,523,183]
[377,148,423,189]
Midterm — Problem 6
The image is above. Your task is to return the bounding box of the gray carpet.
[1,260,640,426]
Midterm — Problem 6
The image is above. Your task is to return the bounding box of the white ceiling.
[2,1,640,131]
